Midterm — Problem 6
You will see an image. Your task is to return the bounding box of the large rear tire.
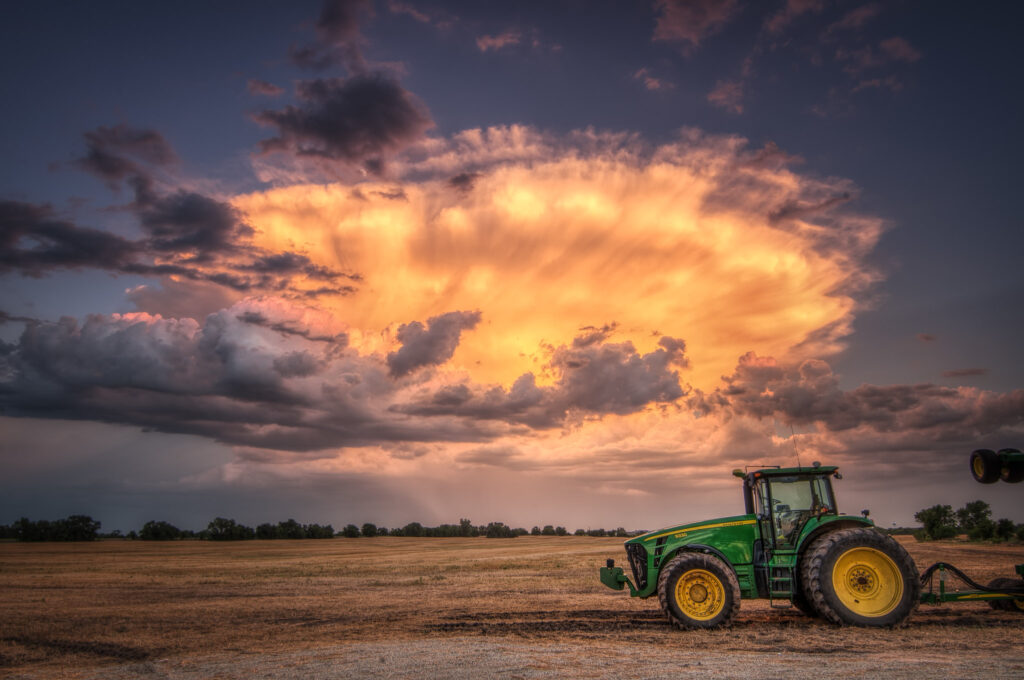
[657,552,741,629]
[987,577,1024,612]
[801,528,919,627]
[791,587,819,618]
[970,449,1001,483]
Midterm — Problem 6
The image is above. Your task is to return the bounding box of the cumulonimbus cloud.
[239,125,881,391]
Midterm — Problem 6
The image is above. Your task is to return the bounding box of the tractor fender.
[660,544,738,578]
[797,519,871,557]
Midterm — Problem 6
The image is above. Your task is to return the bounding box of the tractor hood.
[626,514,755,546]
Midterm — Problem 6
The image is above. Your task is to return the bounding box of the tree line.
[0,516,644,542]
[914,500,1024,541]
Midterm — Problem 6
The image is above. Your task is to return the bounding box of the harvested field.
[1,536,1022,679]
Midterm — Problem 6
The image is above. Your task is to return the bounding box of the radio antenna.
[790,423,802,468]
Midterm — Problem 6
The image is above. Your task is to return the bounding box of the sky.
[1,0,1022,533]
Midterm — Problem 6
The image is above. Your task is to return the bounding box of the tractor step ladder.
[768,565,795,609]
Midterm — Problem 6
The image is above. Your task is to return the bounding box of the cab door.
[751,477,775,597]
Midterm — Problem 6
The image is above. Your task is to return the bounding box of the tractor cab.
[743,465,841,550]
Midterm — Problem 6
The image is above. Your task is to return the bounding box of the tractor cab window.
[764,475,835,545]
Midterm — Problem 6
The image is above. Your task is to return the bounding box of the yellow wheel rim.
[972,455,986,478]
[674,569,726,621]
[832,547,903,617]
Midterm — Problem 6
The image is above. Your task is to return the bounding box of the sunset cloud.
[476,31,521,52]
[653,0,741,49]
[239,126,882,392]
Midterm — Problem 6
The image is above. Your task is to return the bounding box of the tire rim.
[674,568,725,620]
[832,547,903,617]
[972,455,986,479]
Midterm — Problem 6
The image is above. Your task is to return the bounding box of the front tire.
[657,552,741,629]
[802,528,919,627]
[970,449,1001,483]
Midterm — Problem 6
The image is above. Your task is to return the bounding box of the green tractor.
[600,462,1024,628]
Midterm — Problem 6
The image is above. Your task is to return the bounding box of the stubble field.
[1,536,1022,679]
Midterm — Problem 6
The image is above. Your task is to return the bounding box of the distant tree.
[342,524,360,538]
[957,500,995,540]
[555,526,567,536]
[995,518,1016,541]
[306,523,335,538]
[256,523,279,540]
[205,517,254,541]
[530,526,541,536]
[541,525,555,536]
[13,516,101,542]
[914,504,957,540]
[377,527,389,536]
[402,522,424,537]
[278,518,305,539]
[587,528,607,537]
[63,515,102,541]
[140,520,183,540]
[459,518,478,537]
[513,527,528,536]
[614,527,629,538]
[361,523,378,537]
[485,522,516,538]
[1016,524,1024,541]
[127,530,138,540]
[574,529,586,536]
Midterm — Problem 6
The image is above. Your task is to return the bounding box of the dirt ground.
[1,536,1022,679]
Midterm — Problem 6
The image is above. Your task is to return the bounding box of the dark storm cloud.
[75,124,177,186]
[0,310,37,324]
[0,303,517,452]
[448,172,479,191]
[135,189,252,260]
[393,333,690,427]
[288,0,371,72]
[1,124,360,299]
[549,335,689,416]
[387,310,482,377]
[695,352,1024,438]
[236,310,348,345]
[0,195,354,297]
[0,200,142,276]
[255,74,434,171]
[652,0,741,49]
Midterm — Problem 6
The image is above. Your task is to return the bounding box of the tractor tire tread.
[986,577,1017,611]
[657,552,741,630]
[801,527,919,627]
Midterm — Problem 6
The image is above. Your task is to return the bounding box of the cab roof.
[733,462,843,477]
[745,465,838,478]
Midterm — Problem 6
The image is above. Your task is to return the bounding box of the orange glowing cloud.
[236,127,882,392]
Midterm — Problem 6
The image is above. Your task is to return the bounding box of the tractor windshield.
[760,475,835,546]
